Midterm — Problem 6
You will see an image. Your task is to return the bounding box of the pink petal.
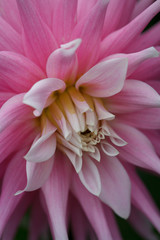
[52,0,78,44]
[77,0,97,20]
[0,92,15,107]
[0,93,33,133]
[78,154,101,196]
[127,166,160,232]
[105,47,159,77]
[58,146,82,173]
[100,0,160,57]
[29,196,48,240]
[94,98,115,120]
[103,206,123,240]
[0,51,46,92]
[47,102,72,140]
[42,152,70,240]
[32,0,55,28]
[132,0,155,19]
[59,92,81,132]
[129,206,159,240]
[0,16,23,53]
[101,142,119,157]
[144,130,160,156]
[103,0,136,36]
[108,80,160,113]
[76,58,128,97]
[72,175,113,240]
[17,0,57,69]
[23,78,66,116]
[127,47,159,76]
[99,155,131,219]
[0,0,21,33]
[24,127,56,163]
[131,56,160,81]
[46,39,81,83]
[130,23,160,52]
[0,149,27,235]
[72,0,109,74]
[119,108,160,129]
[70,195,93,240]
[16,157,54,194]
[0,121,35,164]
[2,194,33,240]
[113,122,160,173]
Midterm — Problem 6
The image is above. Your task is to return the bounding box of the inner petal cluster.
[39,86,126,169]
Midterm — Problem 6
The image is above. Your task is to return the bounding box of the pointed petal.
[94,98,115,120]
[127,166,160,232]
[68,87,90,114]
[119,108,160,129]
[78,155,101,196]
[46,39,81,83]
[29,197,48,240]
[52,0,78,44]
[76,58,128,98]
[113,122,160,173]
[16,157,54,194]
[89,146,101,162]
[0,149,27,235]
[108,80,160,113]
[2,194,33,240]
[103,0,136,36]
[0,16,23,53]
[32,0,55,28]
[17,0,57,69]
[101,142,119,157]
[103,206,123,240]
[99,155,131,219]
[58,145,82,173]
[131,56,160,81]
[0,93,33,132]
[129,206,159,240]
[77,0,96,20]
[25,127,56,163]
[105,47,159,77]
[72,175,113,240]
[130,24,160,51]
[23,78,66,116]
[72,0,109,74]
[0,51,45,92]
[0,121,35,164]
[127,47,159,76]
[132,0,155,19]
[100,0,160,57]
[42,152,70,240]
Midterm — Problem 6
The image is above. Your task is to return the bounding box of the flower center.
[39,86,125,164]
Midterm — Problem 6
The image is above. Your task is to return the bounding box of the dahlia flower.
[0,0,160,239]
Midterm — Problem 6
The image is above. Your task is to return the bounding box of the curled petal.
[24,127,56,163]
[47,39,81,83]
[16,157,54,194]
[23,78,66,116]
[76,58,128,98]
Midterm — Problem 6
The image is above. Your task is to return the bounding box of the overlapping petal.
[76,58,128,97]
